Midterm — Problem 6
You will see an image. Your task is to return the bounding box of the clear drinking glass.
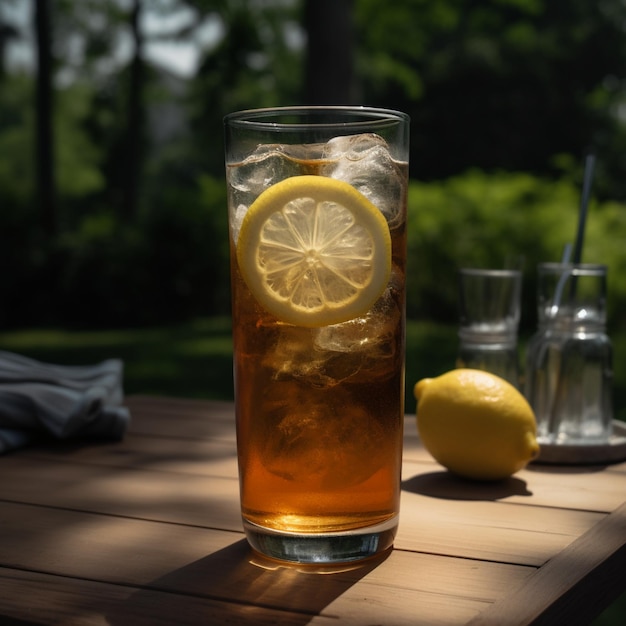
[224,107,409,564]
[456,268,522,387]
[525,263,613,445]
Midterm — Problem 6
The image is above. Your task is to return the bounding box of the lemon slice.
[236,175,392,327]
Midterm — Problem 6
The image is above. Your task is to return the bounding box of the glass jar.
[525,263,613,445]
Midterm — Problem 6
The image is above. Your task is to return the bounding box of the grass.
[0,317,236,401]
[1,317,625,625]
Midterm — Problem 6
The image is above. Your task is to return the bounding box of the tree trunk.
[304,0,356,104]
[0,22,19,79]
[122,0,144,220]
[34,0,56,237]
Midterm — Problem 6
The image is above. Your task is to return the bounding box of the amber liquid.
[229,156,407,537]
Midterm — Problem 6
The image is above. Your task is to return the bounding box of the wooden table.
[1,395,625,625]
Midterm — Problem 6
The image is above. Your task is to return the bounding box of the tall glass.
[224,107,409,564]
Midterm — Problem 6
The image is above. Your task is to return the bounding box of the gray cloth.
[0,350,130,454]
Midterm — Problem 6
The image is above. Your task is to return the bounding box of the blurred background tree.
[354,0,626,197]
[0,0,625,330]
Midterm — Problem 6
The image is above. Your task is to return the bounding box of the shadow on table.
[402,470,533,501]
[526,461,611,474]
[107,538,389,625]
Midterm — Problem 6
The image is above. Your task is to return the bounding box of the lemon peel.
[414,369,540,481]
[236,175,392,327]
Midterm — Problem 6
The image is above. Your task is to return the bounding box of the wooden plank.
[402,459,626,514]
[24,434,240,478]
[125,396,236,442]
[398,491,602,566]
[0,564,502,626]
[466,502,626,626]
[0,567,336,626]
[0,455,604,566]
[0,503,533,626]
[0,456,243,532]
[21,431,626,514]
[126,395,235,416]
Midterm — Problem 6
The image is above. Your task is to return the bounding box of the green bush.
[407,170,626,331]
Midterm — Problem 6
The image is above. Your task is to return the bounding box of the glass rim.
[539,262,607,275]
[224,106,409,131]
[459,268,522,278]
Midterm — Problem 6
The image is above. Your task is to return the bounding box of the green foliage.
[355,0,626,201]
[0,74,34,205]
[407,170,626,330]
[2,0,626,338]
[48,174,231,328]
[0,75,105,211]
[188,0,303,176]
[55,85,106,199]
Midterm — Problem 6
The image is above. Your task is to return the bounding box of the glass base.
[537,422,613,446]
[538,433,612,446]
[242,516,398,565]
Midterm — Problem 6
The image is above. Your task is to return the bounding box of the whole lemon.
[414,369,540,481]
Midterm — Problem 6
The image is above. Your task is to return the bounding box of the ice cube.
[228,144,320,243]
[264,327,327,385]
[229,144,303,194]
[264,276,402,388]
[264,326,357,388]
[312,285,401,382]
[322,134,405,229]
[260,389,387,489]
[323,133,389,161]
[230,203,248,245]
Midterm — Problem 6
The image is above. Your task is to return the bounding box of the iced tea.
[225,108,409,563]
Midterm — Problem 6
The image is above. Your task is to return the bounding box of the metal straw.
[572,153,596,265]
[547,154,596,440]
[550,243,572,317]
[551,154,596,315]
